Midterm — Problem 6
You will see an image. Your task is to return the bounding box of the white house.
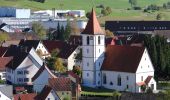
[81,8,157,93]
[0,85,13,100]
[5,45,43,85]
[32,64,57,93]
[35,85,60,100]
[19,40,50,59]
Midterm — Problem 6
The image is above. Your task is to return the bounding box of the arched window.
[117,75,121,86]
[98,36,101,44]
[87,36,89,45]
[103,73,106,84]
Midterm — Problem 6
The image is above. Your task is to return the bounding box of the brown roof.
[82,8,104,35]
[19,40,40,49]
[15,87,25,92]
[35,85,52,100]
[0,47,8,57]
[68,35,82,45]
[42,40,66,53]
[145,76,153,85]
[67,71,81,83]
[32,64,57,82]
[0,57,13,71]
[49,77,71,91]
[14,93,37,100]
[101,45,145,73]
[4,45,31,70]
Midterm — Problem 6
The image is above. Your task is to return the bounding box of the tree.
[64,20,71,41]
[72,66,81,76]
[60,25,65,40]
[54,58,66,73]
[105,30,114,38]
[129,0,137,7]
[0,32,9,46]
[156,13,164,20]
[106,6,112,14]
[36,49,43,57]
[86,12,91,19]
[32,22,46,39]
[70,19,80,35]
[101,8,109,16]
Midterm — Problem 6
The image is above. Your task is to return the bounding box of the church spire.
[82,8,104,35]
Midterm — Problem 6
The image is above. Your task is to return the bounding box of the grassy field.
[1,0,170,23]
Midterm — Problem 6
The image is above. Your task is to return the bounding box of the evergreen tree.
[64,20,71,41]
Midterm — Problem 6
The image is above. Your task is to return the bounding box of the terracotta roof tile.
[49,77,71,91]
[0,57,13,71]
[14,93,37,100]
[82,8,104,35]
[101,45,145,73]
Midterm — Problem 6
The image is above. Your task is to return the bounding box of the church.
[81,9,157,93]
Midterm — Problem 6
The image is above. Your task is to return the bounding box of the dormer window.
[87,36,90,45]
[98,36,101,44]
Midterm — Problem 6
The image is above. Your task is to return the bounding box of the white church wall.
[102,71,136,92]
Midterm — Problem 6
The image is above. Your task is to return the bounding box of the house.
[0,85,13,100]
[14,93,37,100]
[35,85,60,100]
[5,45,43,85]
[19,40,50,59]
[0,57,13,80]
[48,78,72,100]
[32,64,57,93]
[81,8,156,93]
[43,40,81,70]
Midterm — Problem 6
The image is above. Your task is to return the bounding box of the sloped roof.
[82,8,104,35]
[0,47,8,57]
[57,44,78,59]
[0,57,13,71]
[32,64,57,82]
[14,93,37,100]
[68,35,82,45]
[49,77,71,91]
[19,40,40,49]
[145,76,153,85]
[42,40,66,53]
[0,85,13,99]
[101,45,145,73]
[35,85,52,100]
[4,45,31,70]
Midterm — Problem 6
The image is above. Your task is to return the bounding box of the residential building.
[14,93,37,100]
[5,45,43,85]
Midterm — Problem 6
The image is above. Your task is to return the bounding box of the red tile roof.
[145,76,153,85]
[101,45,145,73]
[82,8,104,35]
[49,77,71,91]
[15,87,25,92]
[35,85,52,100]
[0,57,13,71]
[14,93,37,100]
[67,71,81,83]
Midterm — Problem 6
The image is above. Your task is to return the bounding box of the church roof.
[82,8,104,35]
[101,45,145,73]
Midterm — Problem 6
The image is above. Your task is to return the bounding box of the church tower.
[81,8,105,87]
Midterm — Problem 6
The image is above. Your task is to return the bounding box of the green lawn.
[0,0,170,22]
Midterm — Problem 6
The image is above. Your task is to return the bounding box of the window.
[87,49,89,53]
[99,49,100,53]
[2,73,5,78]
[110,82,113,85]
[127,76,129,80]
[48,98,50,100]
[99,62,100,67]
[98,36,101,44]
[98,73,100,76]
[117,75,121,86]
[103,73,106,84]
[148,65,149,68]
[87,62,89,66]
[17,71,23,75]
[141,76,143,81]
[98,81,100,85]
[87,73,89,77]
[18,78,23,82]
[87,36,90,45]
[127,85,129,89]
[24,70,29,74]
[62,92,64,95]
[24,78,29,82]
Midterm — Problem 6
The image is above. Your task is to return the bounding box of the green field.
[1,0,170,22]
